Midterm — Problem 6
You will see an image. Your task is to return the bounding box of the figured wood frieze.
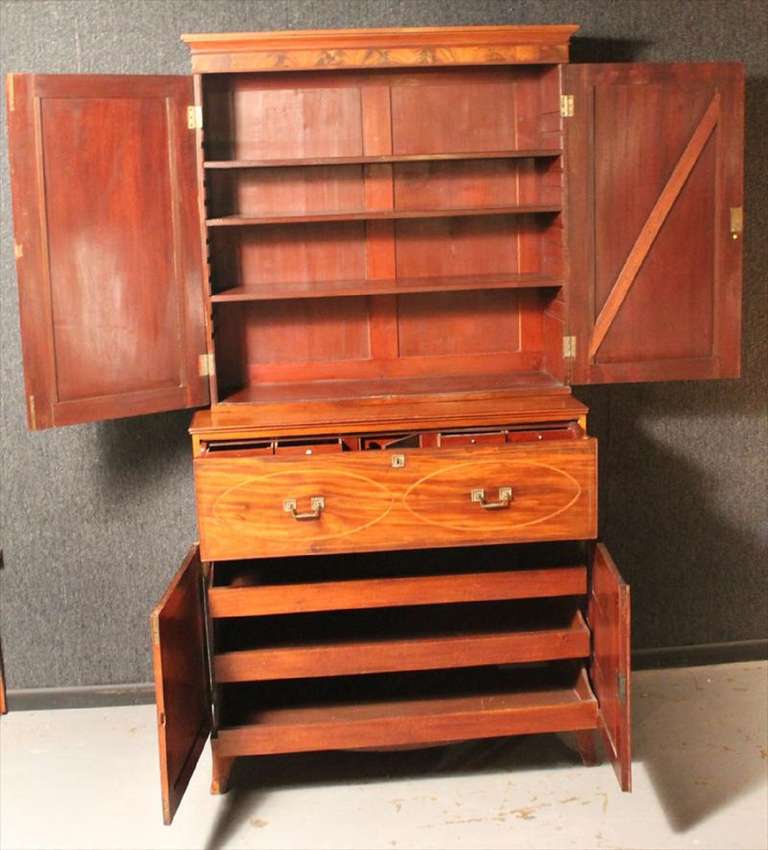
[183,25,578,73]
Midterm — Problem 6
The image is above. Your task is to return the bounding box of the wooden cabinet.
[6,24,742,825]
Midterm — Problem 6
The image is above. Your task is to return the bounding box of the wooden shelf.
[214,667,598,757]
[206,204,561,227]
[210,273,563,302]
[208,565,588,618]
[220,372,566,406]
[204,150,561,169]
[214,610,589,682]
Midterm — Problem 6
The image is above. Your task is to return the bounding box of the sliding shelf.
[214,609,589,682]
[213,599,589,683]
[214,667,598,757]
[206,204,561,227]
[210,273,563,302]
[204,149,562,169]
[208,565,588,618]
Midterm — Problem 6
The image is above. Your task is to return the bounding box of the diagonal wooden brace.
[589,93,720,359]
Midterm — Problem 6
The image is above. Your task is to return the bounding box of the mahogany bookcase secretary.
[6,25,743,824]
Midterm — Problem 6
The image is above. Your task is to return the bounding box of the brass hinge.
[563,335,577,358]
[617,672,627,704]
[198,352,215,377]
[730,206,743,240]
[14,242,23,260]
[27,395,36,430]
[150,615,160,647]
[7,74,15,112]
[187,105,203,130]
[560,94,574,118]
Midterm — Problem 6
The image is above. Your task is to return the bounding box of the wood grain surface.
[214,610,590,682]
[213,667,597,757]
[565,62,743,384]
[589,543,632,791]
[183,25,579,73]
[208,565,588,617]
[150,546,211,824]
[6,74,209,428]
[195,440,596,559]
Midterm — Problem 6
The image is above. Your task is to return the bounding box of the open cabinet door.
[565,63,743,384]
[6,74,209,429]
[589,543,631,790]
[151,546,211,825]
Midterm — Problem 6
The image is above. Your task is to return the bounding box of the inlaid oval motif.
[402,460,583,532]
[212,467,394,542]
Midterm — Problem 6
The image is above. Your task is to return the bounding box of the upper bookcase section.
[181,24,580,73]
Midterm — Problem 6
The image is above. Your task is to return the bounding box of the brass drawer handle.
[470,487,513,510]
[283,496,325,521]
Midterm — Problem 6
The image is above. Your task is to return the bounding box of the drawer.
[194,439,596,560]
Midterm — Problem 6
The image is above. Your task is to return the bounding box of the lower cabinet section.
[151,540,631,825]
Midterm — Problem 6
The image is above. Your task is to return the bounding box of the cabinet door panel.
[7,74,208,428]
[565,63,743,384]
[151,546,211,825]
[589,543,631,791]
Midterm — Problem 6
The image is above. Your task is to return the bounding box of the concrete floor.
[1,661,766,850]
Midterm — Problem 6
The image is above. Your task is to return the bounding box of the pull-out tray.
[213,601,590,682]
[214,666,598,757]
[208,555,587,617]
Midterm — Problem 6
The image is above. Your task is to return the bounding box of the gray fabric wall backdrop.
[0,0,766,690]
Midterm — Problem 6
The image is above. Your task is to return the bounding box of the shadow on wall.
[583,381,767,648]
[89,408,195,517]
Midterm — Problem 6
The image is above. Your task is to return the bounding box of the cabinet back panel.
[390,67,560,154]
[594,84,717,363]
[205,80,364,161]
[393,159,560,211]
[395,216,554,278]
[241,298,371,364]
[207,166,365,218]
[210,223,367,290]
[397,291,521,357]
[203,66,561,161]
[41,96,180,400]
[213,290,553,390]
[211,218,563,292]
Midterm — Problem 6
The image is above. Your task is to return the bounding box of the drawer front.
[195,440,596,559]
